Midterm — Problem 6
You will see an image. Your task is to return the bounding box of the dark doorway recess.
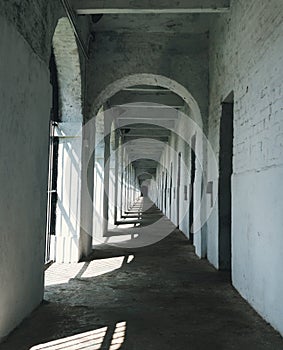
[161,171,165,212]
[45,49,60,264]
[141,185,148,197]
[189,134,196,243]
[169,162,173,219]
[177,152,181,227]
[219,92,234,273]
[164,172,168,214]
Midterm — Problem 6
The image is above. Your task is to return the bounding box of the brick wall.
[208,0,283,335]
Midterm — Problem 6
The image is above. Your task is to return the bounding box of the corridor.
[1,0,283,346]
[1,198,282,350]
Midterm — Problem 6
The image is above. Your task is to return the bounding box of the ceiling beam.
[121,129,171,137]
[127,145,164,150]
[132,160,158,165]
[118,117,177,122]
[108,91,184,109]
[116,108,179,120]
[135,166,157,170]
[123,131,170,137]
[123,87,170,93]
[113,104,182,110]
[124,135,169,143]
[119,124,170,130]
[128,155,162,162]
[72,0,230,14]
[135,168,157,174]
[119,120,175,129]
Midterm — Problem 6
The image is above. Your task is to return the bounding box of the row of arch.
[47,16,208,263]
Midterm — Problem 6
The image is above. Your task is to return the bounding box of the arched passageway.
[88,73,217,256]
[1,1,283,346]
[2,201,283,350]
[45,17,84,263]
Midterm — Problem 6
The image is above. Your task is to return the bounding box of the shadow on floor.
[1,199,283,350]
[94,198,177,249]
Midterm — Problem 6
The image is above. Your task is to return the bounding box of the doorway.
[177,152,181,227]
[169,162,173,219]
[164,172,168,214]
[161,171,165,212]
[45,50,59,264]
[219,92,234,272]
[189,135,196,243]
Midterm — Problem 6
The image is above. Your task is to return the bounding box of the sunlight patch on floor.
[81,257,125,278]
[45,256,133,286]
[127,255,135,263]
[45,263,84,286]
[29,322,127,350]
[109,322,127,350]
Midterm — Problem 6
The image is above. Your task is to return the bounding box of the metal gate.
[45,49,60,264]
[45,122,59,263]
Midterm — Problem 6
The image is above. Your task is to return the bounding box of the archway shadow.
[1,201,282,350]
[1,225,282,350]
[91,197,177,250]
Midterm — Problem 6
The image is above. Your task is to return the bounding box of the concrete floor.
[1,199,283,350]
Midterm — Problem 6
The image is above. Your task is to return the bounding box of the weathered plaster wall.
[0,16,51,341]
[87,30,209,253]
[151,114,206,258]
[53,18,83,122]
[0,0,62,63]
[87,32,209,126]
[0,1,90,339]
[52,18,85,263]
[55,122,83,263]
[208,0,283,335]
[93,109,106,243]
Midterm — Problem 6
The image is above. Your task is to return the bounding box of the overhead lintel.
[72,0,230,15]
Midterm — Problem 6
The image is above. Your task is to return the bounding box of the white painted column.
[79,121,95,260]
[114,131,120,223]
[55,122,82,263]
[93,110,105,244]
[103,117,111,234]
[108,128,116,229]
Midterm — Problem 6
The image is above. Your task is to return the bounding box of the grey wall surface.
[208,0,283,335]
[0,16,51,341]
[0,1,90,340]
[0,0,282,341]
[149,110,209,259]
[0,1,62,63]
[87,32,209,124]
[87,29,210,257]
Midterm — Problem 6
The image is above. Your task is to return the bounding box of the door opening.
[45,49,59,264]
[219,92,234,273]
[189,134,196,243]
[164,172,168,215]
[169,162,173,219]
[177,152,181,227]
[161,171,165,212]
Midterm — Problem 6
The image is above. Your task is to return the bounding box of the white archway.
[50,18,84,263]
[53,17,82,122]
[91,73,203,127]
[88,73,209,255]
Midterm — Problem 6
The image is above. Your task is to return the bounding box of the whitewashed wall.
[208,0,283,335]
[0,16,51,341]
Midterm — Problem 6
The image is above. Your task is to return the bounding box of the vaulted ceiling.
[108,86,183,179]
[69,0,231,181]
